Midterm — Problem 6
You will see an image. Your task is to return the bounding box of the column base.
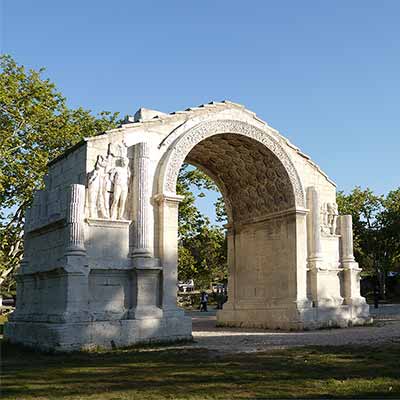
[132,256,160,269]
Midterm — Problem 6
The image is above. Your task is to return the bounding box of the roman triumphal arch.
[5,101,371,351]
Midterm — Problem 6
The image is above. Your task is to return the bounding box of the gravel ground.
[187,305,400,353]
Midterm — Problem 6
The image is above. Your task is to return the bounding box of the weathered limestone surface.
[5,101,370,351]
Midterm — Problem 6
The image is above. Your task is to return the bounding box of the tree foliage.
[215,195,227,224]
[337,187,400,296]
[177,164,227,288]
[0,55,120,295]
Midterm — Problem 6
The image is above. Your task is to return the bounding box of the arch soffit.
[161,119,305,208]
[186,160,234,223]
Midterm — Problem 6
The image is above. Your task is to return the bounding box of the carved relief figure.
[87,141,130,220]
[327,202,338,235]
[110,157,130,220]
[87,155,107,218]
[320,203,329,235]
[320,202,338,235]
[99,153,113,218]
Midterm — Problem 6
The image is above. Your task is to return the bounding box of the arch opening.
[167,131,304,329]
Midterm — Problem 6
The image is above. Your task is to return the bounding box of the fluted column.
[131,143,162,319]
[132,142,152,258]
[339,215,355,263]
[65,184,86,256]
[62,184,89,322]
[306,186,322,260]
[339,215,365,306]
[306,186,324,306]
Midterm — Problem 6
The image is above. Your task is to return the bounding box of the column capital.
[153,193,185,205]
[338,215,356,263]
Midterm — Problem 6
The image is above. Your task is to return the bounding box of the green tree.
[337,187,400,297]
[176,164,227,288]
[0,55,120,295]
[379,188,400,273]
[215,195,227,224]
[336,187,383,268]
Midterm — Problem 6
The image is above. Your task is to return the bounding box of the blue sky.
[2,1,399,221]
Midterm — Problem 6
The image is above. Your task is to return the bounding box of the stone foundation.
[5,315,192,352]
[217,302,371,330]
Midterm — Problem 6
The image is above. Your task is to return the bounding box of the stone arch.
[159,119,305,210]
[5,104,370,352]
[156,118,311,331]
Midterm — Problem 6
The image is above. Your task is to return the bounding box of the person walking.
[200,291,208,312]
[215,288,223,309]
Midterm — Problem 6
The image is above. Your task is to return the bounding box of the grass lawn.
[1,339,400,400]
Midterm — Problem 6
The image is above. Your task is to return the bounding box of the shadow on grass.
[2,339,400,399]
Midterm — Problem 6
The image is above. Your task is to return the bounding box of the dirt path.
[188,306,400,353]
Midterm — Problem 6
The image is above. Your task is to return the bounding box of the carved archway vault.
[161,120,305,212]
[5,101,370,352]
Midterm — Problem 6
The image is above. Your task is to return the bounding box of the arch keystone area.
[5,102,371,351]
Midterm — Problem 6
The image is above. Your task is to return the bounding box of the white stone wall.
[234,216,293,306]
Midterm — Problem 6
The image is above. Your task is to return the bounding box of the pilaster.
[294,208,312,307]
[219,223,235,311]
[155,193,184,317]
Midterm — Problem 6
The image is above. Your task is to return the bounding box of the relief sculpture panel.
[87,142,131,220]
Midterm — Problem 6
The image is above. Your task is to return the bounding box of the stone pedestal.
[133,268,163,319]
